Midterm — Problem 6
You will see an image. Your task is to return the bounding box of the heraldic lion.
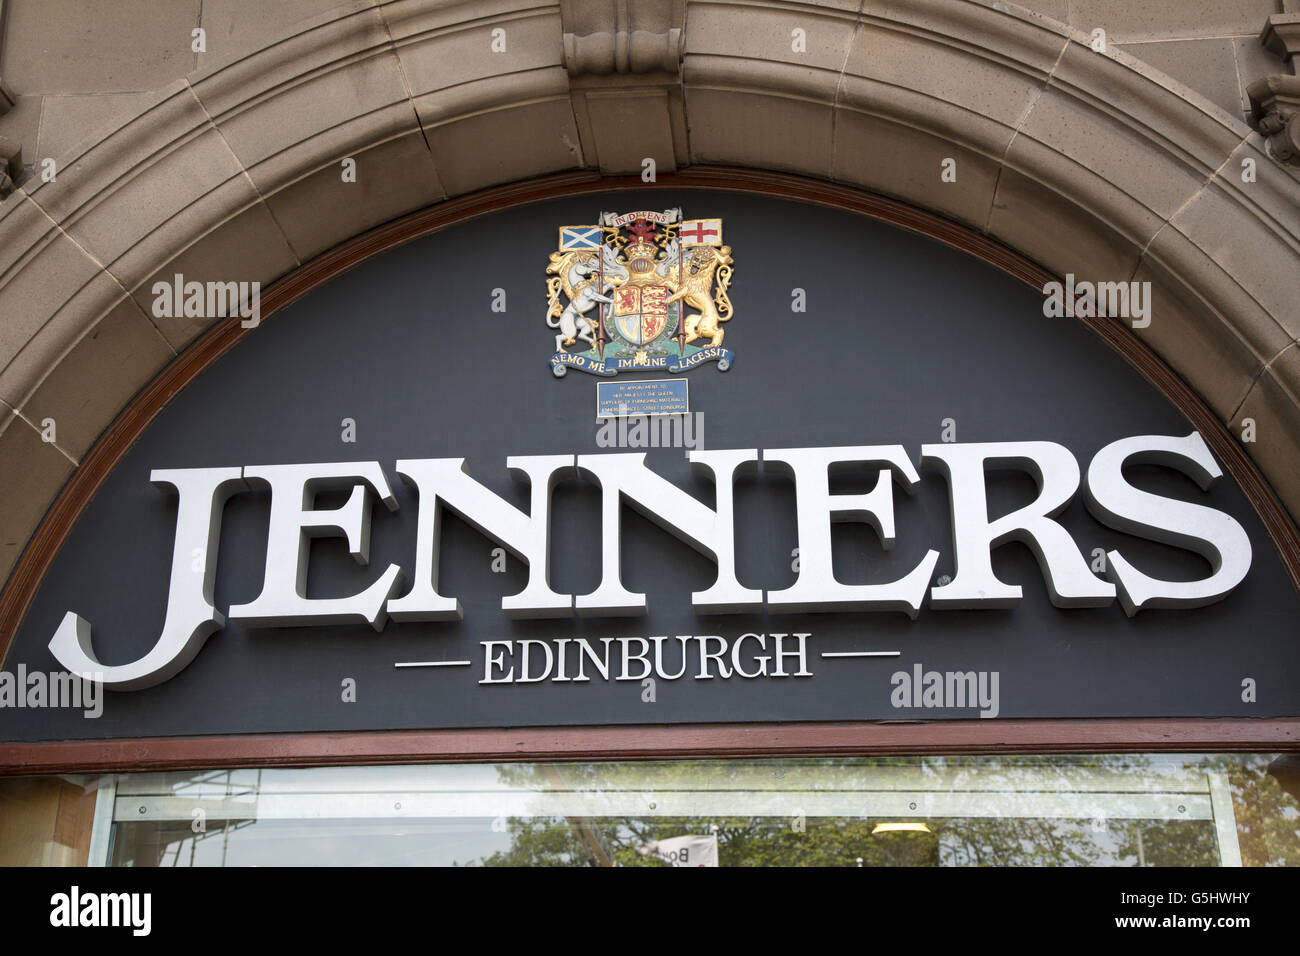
[665,244,734,348]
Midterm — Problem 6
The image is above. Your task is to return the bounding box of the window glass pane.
[84,754,1300,867]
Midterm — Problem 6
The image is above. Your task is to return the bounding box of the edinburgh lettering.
[479,633,812,684]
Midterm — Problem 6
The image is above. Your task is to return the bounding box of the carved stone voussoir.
[561,0,685,77]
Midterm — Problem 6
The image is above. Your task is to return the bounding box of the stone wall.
[2,1,1295,170]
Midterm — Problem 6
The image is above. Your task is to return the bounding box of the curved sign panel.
[1,190,1297,740]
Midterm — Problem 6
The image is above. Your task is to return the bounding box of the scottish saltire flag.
[559,225,602,250]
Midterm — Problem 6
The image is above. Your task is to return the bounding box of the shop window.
[1,754,1280,867]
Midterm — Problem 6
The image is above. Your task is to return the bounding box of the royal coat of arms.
[545,208,734,377]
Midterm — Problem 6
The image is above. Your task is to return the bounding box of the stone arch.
[0,0,1296,589]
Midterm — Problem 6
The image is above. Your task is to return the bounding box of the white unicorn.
[545,243,629,353]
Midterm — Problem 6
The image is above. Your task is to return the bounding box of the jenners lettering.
[47,433,1252,690]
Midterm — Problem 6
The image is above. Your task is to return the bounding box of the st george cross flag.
[637,834,720,867]
[679,218,722,247]
[559,225,603,250]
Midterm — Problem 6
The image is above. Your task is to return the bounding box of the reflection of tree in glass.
[476,754,1300,867]
[1227,755,1300,866]
[1112,820,1217,867]
[476,816,591,867]
[480,816,941,867]
[939,818,1108,867]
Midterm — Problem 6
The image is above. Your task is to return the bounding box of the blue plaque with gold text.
[596,378,690,418]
